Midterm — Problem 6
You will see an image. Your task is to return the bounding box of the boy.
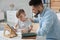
[14,9,33,33]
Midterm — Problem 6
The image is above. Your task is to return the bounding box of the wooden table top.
[0,23,45,40]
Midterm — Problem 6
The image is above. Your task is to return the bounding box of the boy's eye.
[19,16,22,18]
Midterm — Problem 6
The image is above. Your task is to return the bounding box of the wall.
[51,0,60,12]
[0,0,32,18]
[0,10,5,20]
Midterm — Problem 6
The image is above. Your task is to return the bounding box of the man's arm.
[30,18,39,23]
[37,12,54,36]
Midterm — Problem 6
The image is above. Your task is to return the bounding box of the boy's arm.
[14,23,18,29]
[28,25,33,33]
[21,25,33,33]
[14,23,18,32]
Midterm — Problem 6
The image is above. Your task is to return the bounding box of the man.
[29,0,60,40]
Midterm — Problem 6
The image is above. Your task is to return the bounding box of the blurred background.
[0,0,60,31]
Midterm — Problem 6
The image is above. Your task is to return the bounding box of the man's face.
[31,6,39,14]
[31,5,43,15]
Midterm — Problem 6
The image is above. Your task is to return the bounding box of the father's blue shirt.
[34,8,60,40]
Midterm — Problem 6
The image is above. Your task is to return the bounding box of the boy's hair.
[29,0,42,6]
[16,9,25,18]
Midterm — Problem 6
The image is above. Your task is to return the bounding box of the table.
[0,31,36,40]
[0,23,46,40]
[0,31,46,40]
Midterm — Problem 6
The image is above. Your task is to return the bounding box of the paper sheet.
[6,11,18,23]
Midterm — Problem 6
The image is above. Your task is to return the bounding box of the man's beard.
[34,10,40,18]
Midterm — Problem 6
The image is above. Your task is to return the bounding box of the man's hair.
[16,9,25,18]
[29,0,42,6]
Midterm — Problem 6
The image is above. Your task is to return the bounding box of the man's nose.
[32,10,36,13]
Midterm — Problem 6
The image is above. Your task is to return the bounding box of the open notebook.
[1,23,17,38]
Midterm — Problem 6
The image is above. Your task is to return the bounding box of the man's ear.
[38,4,43,8]
[38,5,44,13]
[37,5,41,11]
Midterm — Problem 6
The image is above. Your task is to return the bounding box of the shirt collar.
[40,7,47,17]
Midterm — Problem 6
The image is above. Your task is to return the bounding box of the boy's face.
[18,13,26,21]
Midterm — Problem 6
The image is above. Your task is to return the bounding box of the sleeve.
[16,20,19,27]
[13,20,18,29]
[37,12,53,36]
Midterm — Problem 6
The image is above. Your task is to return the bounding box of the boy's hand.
[29,25,33,30]
[28,25,33,33]
[14,29,17,32]
[21,29,28,33]
[13,26,17,32]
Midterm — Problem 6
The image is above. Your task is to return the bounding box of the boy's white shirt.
[17,18,32,30]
